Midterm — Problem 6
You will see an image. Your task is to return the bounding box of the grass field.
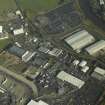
[0,0,16,12]
[17,0,70,18]
[0,39,11,49]
[0,0,17,21]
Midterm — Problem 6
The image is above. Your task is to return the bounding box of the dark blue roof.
[8,45,26,58]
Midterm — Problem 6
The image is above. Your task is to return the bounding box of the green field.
[0,39,11,49]
[17,0,70,18]
[0,0,16,12]
[0,0,17,21]
[0,0,16,48]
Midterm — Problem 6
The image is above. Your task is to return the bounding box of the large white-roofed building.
[27,100,49,105]
[57,71,85,89]
[13,27,24,35]
[22,51,36,63]
[85,40,105,56]
[92,67,105,80]
[27,100,37,105]
[0,26,3,33]
[65,30,95,52]
[99,0,105,5]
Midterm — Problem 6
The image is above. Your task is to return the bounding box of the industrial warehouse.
[85,40,105,56]
[92,67,105,80]
[27,100,49,105]
[65,29,105,60]
[0,0,105,105]
[65,30,95,52]
[57,71,85,89]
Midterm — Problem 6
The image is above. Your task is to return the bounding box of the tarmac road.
[79,0,105,30]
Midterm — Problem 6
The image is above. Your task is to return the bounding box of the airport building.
[57,71,85,89]
[85,40,105,56]
[65,30,95,52]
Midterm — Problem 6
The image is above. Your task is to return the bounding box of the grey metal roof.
[65,30,95,51]
[85,40,105,55]
[57,71,85,88]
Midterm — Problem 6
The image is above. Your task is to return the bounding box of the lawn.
[17,0,70,18]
